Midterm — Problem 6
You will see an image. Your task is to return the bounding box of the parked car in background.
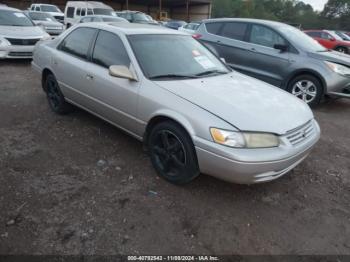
[116,11,158,25]
[304,30,350,54]
[178,22,201,34]
[79,15,128,23]
[195,18,350,106]
[333,30,350,41]
[64,1,114,28]
[29,4,64,24]
[32,23,320,185]
[0,5,50,59]
[164,20,186,30]
[25,11,64,35]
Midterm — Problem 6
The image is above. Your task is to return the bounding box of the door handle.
[86,74,94,80]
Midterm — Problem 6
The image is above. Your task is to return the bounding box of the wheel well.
[42,68,53,92]
[285,71,325,95]
[143,116,190,149]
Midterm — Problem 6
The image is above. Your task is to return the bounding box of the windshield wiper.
[149,74,198,80]
[195,70,228,77]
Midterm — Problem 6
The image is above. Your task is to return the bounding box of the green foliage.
[211,0,350,30]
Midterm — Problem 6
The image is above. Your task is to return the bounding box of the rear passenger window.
[81,8,86,16]
[58,28,96,60]
[76,8,81,16]
[205,22,223,35]
[35,6,40,11]
[219,22,248,41]
[249,24,286,48]
[67,7,74,18]
[92,31,130,68]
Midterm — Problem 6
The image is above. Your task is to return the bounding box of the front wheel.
[147,121,200,185]
[335,46,348,54]
[287,75,323,107]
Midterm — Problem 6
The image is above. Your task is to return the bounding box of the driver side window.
[250,24,286,48]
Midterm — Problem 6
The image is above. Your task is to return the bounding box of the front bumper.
[325,72,350,94]
[0,45,35,59]
[194,120,320,184]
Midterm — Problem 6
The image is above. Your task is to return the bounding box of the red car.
[304,30,350,54]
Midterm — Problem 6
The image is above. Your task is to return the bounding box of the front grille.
[8,52,33,57]
[286,121,314,146]
[5,38,40,46]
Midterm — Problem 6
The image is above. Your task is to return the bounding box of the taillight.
[192,34,202,39]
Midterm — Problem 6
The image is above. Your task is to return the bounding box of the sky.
[302,0,328,11]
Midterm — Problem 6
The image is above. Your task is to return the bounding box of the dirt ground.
[0,60,349,256]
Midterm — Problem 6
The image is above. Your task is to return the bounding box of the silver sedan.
[32,23,320,184]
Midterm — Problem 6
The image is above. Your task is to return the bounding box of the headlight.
[210,128,279,148]
[0,37,10,47]
[41,34,51,41]
[325,61,350,76]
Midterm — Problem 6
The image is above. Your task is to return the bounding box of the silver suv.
[195,18,350,106]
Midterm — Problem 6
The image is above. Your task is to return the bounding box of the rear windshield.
[0,10,34,26]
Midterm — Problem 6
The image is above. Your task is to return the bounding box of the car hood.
[154,72,313,135]
[308,50,350,66]
[0,25,47,38]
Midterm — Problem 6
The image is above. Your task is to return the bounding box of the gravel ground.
[0,60,349,255]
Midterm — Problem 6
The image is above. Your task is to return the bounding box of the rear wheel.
[287,74,323,107]
[45,74,73,114]
[147,121,200,185]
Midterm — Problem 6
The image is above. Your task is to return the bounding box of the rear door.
[243,23,292,87]
[200,21,251,72]
[52,27,97,106]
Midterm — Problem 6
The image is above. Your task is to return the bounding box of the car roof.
[202,18,289,27]
[66,1,113,9]
[78,22,188,35]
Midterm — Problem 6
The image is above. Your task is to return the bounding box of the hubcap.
[152,130,186,177]
[292,80,317,103]
[47,78,61,110]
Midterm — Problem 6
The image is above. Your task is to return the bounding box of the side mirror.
[109,65,138,81]
[274,44,288,52]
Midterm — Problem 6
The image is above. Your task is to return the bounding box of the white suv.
[29,4,64,23]
[64,1,114,28]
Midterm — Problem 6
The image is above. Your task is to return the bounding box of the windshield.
[0,10,34,26]
[93,8,114,16]
[29,12,56,22]
[278,24,327,52]
[334,31,350,41]
[41,5,60,12]
[128,34,230,79]
[133,12,151,22]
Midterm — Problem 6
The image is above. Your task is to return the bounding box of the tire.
[147,121,200,185]
[45,74,73,114]
[335,46,348,54]
[287,74,323,107]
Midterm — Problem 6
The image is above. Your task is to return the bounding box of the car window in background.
[250,24,286,48]
[305,31,321,38]
[219,22,248,41]
[58,28,96,59]
[87,9,93,15]
[128,34,229,78]
[93,9,114,16]
[133,12,151,22]
[205,22,223,35]
[41,5,60,12]
[278,25,327,52]
[67,7,74,18]
[92,31,130,68]
[326,31,342,40]
[0,10,34,26]
[35,6,40,11]
[321,32,334,40]
[81,8,86,16]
